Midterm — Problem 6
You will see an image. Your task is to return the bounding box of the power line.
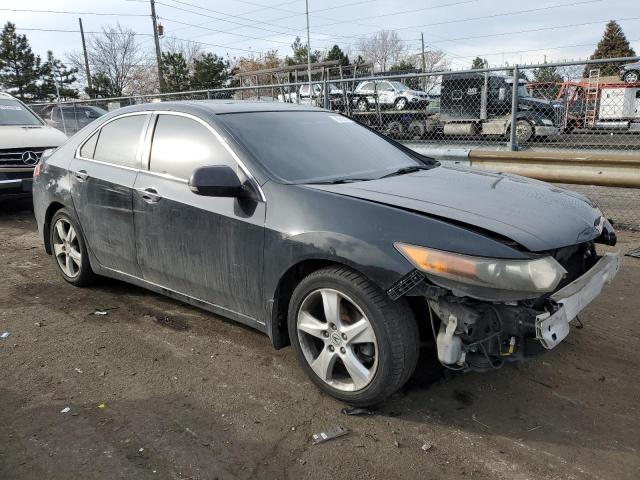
[0,7,148,16]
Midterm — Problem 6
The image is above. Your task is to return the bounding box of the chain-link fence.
[29,56,640,229]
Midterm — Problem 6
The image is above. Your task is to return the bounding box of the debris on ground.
[60,407,70,413]
[472,413,490,429]
[97,403,106,409]
[311,426,349,445]
[393,440,400,448]
[341,406,377,416]
[75,368,83,374]
[94,311,108,316]
[625,248,640,258]
[1,331,11,339]
[421,442,433,452]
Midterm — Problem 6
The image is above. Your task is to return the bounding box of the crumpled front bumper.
[534,125,560,136]
[535,252,621,349]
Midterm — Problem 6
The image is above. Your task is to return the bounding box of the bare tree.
[358,30,406,72]
[68,23,152,96]
[407,50,449,93]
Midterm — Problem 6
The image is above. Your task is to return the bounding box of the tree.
[358,30,406,72]
[584,20,636,77]
[68,23,151,96]
[532,64,564,99]
[84,72,118,98]
[38,51,78,100]
[389,60,420,89]
[0,22,42,99]
[285,36,321,66]
[325,44,349,66]
[471,57,488,69]
[191,53,229,90]
[161,52,190,92]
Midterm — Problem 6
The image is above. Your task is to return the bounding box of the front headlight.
[541,118,554,126]
[395,243,566,295]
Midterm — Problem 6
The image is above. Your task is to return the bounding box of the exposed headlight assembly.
[395,243,567,301]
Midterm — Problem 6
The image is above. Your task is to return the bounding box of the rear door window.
[148,114,235,180]
[93,114,147,168]
[79,130,99,159]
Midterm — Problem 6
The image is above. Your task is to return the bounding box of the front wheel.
[394,97,408,110]
[288,266,419,405]
[356,98,369,111]
[514,119,534,143]
[623,70,639,83]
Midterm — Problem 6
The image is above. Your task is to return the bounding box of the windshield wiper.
[379,165,432,179]
[310,178,371,185]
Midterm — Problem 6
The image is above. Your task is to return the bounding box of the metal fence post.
[207,90,211,100]
[323,81,329,109]
[509,64,520,151]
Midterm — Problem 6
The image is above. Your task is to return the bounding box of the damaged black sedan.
[33,102,620,405]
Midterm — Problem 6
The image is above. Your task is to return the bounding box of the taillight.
[33,162,41,178]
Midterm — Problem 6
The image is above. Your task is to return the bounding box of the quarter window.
[93,114,147,168]
[149,114,235,180]
[79,130,99,159]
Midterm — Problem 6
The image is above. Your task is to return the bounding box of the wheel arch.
[267,258,375,349]
[43,201,66,255]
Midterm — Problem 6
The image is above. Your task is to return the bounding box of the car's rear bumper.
[535,252,621,349]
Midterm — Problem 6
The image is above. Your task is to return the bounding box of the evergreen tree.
[389,60,420,89]
[161,52,190,92]
[85,72,118,98]
[0,22,42,99]
[471,57,488,69]
[191,53,229,90]
[325,44,349,66]
[285,36,320,66]
[584,20,636,77]
[39,51,78,100]
[532,64,564,99]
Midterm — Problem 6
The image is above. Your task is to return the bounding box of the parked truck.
[434,72,564,143]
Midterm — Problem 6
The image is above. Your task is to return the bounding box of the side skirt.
[93,263,268,334]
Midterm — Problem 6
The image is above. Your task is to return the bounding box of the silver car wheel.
[395,98,407,110]
[296,288,378,392]
[52,218,82,278]
[624,71,639,83]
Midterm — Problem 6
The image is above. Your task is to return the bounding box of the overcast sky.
[5,0,639,70]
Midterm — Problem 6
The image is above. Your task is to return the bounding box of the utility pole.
[420,32,426,91]
[78,18,92,93]
[305,0,312,98]
[149,0,165,92]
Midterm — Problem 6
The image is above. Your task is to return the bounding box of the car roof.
[113,100,325,116]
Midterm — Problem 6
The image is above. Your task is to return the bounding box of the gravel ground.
[1,199,639,480]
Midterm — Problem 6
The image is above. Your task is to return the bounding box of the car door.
[69,112,150,276]
[133,112,266,321]
[378,82,395,106]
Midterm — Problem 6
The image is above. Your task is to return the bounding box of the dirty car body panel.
[33,100,619,385]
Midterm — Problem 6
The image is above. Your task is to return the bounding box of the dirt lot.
[1,199,639,480]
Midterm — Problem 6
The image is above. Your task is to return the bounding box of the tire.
[514,119,534,143]
[49,208,96,286]
[408,120,425,139]
[386,121,404,138]
[356,98,369,111]
[623,70,639,83]
[394,97,408,110]
[287,266,420,406]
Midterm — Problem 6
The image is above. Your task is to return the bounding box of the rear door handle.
[136,187,162,204]
[74,170,89,181]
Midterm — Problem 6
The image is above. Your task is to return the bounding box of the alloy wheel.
[52,218,82,278]
[624,71,639,83]
[395,98,407,110]
[296,288,378,392]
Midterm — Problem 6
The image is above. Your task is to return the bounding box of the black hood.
[308,166,603,252]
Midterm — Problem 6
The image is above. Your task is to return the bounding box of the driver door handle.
[137,187,162,204]
[74,170,89,181]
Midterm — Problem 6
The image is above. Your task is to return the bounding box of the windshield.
[517,84,532,98]
[218,111,422,184]
[389,81,410,91]
[0,99,43,126]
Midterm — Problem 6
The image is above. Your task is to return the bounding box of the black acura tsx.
[33,101,620,405]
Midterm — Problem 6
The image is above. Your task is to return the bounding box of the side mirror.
[189,165,248,198]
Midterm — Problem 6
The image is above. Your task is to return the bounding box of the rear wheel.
[288,266,419,406]
[356,98,369,111]
[50,209,95,286]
